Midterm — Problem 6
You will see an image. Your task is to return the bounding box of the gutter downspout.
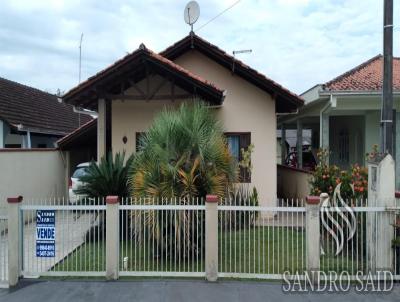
[26,130,31,148]
[276,109,299,117]
[73,106,98,117]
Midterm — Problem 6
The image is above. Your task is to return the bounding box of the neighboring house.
[277,55,400,188]
[0,77,92,149]
[61,33,303,205]
[276,129,311,164]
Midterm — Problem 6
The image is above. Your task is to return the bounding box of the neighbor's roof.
[0,77,92,136]
[63,34,303,113]
[57,118,97,150]
[160,34,304,112]
[324,55,400,92]
[63,44,226,109]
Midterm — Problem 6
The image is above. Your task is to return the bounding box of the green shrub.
[76,151,134,199]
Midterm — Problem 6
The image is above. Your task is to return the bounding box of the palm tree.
[129,102,237,258]
[129,102,237,199]
[76,151,134,199]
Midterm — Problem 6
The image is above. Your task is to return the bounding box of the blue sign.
[36,210,55,257]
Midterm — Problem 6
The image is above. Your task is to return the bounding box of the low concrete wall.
[0,149,67,215]
[277,164,312,201]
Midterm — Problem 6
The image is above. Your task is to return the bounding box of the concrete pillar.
[7,196,23,287]
[205,195,218,281]
[97,98,106,161]
[281,124,286,165]
[395,112,400,189]
[305,195,321,273]
[106,195,119,280]
[64,151,71,200]
[296,119,303,168]
[367,155,395,273]
[320,113,329,164]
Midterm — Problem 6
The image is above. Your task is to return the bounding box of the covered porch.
[278,92,400,188]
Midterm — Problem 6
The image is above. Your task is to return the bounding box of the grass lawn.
[54,226,360,275]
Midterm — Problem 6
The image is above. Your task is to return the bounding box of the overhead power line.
[195,0,242,32]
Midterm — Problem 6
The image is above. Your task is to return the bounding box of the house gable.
[161,34,303,113]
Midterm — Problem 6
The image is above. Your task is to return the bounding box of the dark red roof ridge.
[146,47,223,93]
[160,33,304,107]
[63,43,224,102]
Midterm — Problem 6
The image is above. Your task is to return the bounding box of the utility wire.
[195,0,242,32]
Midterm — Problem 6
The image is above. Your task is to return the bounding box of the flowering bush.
[309,149,338,196]
[310,149,368,200]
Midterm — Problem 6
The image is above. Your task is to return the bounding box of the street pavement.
[0,279,399,302]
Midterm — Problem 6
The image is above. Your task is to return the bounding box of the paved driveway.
[0,280,399,302]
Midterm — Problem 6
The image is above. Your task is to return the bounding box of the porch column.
[396,112,400,189]
[281,124,286,164]
[320,113,329,164]
[97,98,106,161]
[296,119,303,169]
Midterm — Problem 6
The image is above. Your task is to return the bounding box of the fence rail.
[20,198,106,278]
[119,197,206,277]
[2,195,399,285]
[218,199,306,279]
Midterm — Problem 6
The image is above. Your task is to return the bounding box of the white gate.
[20,198,106,277]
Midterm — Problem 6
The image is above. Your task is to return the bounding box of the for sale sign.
[36,210,55,257]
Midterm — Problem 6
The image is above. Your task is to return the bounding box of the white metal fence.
[119,197,206,277]
[20,198,106,277]
[218,198,306,279]
[320,198,400,280]
[3,195,400,283]
[0,215,8,287]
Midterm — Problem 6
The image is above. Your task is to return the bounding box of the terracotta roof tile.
[324,55,400,91]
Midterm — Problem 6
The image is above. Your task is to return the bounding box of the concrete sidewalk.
[0,280,399,302]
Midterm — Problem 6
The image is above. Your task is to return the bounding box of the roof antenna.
[184,1,200,48]
[232,49,252,73]
[79,33,84,84]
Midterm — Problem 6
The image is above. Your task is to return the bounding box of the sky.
[1,0,399,95]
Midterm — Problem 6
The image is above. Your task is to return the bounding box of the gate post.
[367,154,395,273]
[306,195,321,275]
[205,195,218,281]
[106,196,119,280]
[7,196,23,287]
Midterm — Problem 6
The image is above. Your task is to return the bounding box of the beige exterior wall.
[277,164,312,201]
[111,50,277,206]
[0,150,66,215]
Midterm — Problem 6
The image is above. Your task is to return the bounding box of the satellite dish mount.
[184,1,200,33]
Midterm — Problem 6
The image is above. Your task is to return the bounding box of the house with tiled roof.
[61,33,303,205]
[0,77,92,149]
[278,55,400,188]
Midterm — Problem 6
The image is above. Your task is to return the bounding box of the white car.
[69,162,90,203]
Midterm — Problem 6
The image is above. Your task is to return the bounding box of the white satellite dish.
[184,1,200,31]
